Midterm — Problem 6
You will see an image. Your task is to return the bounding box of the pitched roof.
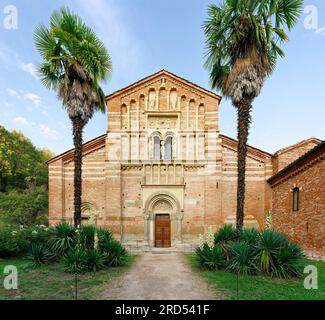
[220,134,272,161]
[274,137,321,155]
[105,69,222,101]
[47,134,106,165]
[268,140,325,186]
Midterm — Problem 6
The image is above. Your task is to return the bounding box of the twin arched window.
[152,135,173,160]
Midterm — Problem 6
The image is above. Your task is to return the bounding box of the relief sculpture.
[148,116,177,129]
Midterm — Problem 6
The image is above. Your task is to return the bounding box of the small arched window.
[293,187,299,212]
[153,136,161,160]
[164,136,173,160]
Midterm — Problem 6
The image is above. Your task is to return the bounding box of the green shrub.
[0,187,48,226]
[272,242,304,278]
[50,223,76,256]
[63,247,87,274]
[254,229,287,274]
[195,243,226,270]
[239,228,259,245]
[21,225,52,245]
[101,239,128,267]
[79,225,96,250]
[97,228,113,251]
[214,224,238,244]
[27,243,52,267]
[85,249,107,272]
[0,228,29,257]
[227,241,257,275]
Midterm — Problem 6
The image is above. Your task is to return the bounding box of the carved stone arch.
[149,131,162,160]
[143,191,183,245]
[163,131,176,160]
[81,202,99,226]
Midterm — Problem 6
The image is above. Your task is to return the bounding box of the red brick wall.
[271,158,325,258]
[273,140,320,173]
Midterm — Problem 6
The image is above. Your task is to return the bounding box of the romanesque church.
[48,70,324,258]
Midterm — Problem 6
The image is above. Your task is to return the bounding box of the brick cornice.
[47,134,106,165]
[105,70,222,102]
[220,134,272,162]
[268,141,325,187]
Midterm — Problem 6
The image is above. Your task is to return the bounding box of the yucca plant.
[214,224,238,244]
[27,243,52,267]
[214,224,238,260]
[254,229,287,274]
[79,225,96,250]
[101,239,128,267]
[227,241,257,275]
[272,242,304,278]
[50,223,76,256]
[239,228,259,245]
[63,247,87,274]
[85,249,107,272]
[195,243,226,270]
[97,229,113,247]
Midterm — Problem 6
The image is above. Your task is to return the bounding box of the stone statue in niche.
[148,90,156,109]
[169,90,178,110]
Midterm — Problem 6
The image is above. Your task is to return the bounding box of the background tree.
[0,126,54,192]
[34,7,112,227]
[203,0,303,230]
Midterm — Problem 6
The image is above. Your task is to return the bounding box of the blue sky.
[0,0,324,155]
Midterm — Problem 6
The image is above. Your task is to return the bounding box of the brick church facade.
[48,70,324,256]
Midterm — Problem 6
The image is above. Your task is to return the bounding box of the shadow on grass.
[0,255,137,300]
[184,254,325,300]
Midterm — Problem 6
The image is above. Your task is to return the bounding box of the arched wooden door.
[155,214,171,248]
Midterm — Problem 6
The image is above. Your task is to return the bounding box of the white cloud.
[20,62,39,79]
[23,92,41,106]
[12,116,29,126]
[39,124,62,141]
[76,0,145,80]
[6,88,18,96]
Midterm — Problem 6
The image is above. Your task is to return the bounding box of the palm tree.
[203,0,303,230]
[34,7,112,227]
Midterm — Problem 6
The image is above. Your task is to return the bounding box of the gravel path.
[97,252,217,300]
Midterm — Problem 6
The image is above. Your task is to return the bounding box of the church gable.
[106,70,221,133]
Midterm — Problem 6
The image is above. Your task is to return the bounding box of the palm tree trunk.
[236,95,252,231]
[72,116,85,228]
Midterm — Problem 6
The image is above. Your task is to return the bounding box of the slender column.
[166,165,168,184]
[151,165,153,184]
[173,164,176,184]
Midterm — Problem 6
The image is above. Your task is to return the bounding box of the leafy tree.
[203,0,303,230]
[34,7,112,227]
[0,126,54,192]
[0,186,48,225]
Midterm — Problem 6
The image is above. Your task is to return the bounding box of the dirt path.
[97,252,217,300]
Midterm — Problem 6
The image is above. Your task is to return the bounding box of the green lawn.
[0,255,136,300]
[185,254,325,300]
